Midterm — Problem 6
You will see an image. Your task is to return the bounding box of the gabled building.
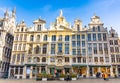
[0,8,16,77]
[108,28,120,77]
[8,10,119,79]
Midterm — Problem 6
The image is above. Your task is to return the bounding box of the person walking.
[67,72,70,81]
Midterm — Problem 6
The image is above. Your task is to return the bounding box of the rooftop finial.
[60,9,63,17]
[12,7,16,13]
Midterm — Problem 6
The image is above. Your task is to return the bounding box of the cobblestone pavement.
[0,79,120,83]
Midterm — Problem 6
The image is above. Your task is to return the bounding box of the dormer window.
[37,25,41,31]
[111,33,114,37]
[77,25,80,31]
[93,27,95,32]
[21,28,24,32]
[98,26,100,32]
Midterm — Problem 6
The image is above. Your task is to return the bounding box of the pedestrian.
[102,73,105,80]
[67,72,70,81]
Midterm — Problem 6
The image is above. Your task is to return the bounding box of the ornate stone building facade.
[8,10,120,79]
[0,8,16,77]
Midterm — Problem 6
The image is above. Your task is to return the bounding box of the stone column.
[116,65,118,76]
[86,66,89,77]
[23,66,26,79]
[8,67,11,78]
[110,66,114,77]
[30,66,33,79]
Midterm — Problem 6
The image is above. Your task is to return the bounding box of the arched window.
[42,57,46,62]
[35,45,40,54]
[44,35,47,41]
[77,25,80,31]
[21,28,24,32]
[30,35,34,41]
[93,26,95,32]
[33,57,40,62]
[27,57,31,62]
[37,25,41,31]
[98,26,100,32]
[36,35,40,42]
[111,33,114,37]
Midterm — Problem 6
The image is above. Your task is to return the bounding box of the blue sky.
[0,0,120,36]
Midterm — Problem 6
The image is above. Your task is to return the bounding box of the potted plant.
[59,74,66,81]
[47,74,54,81]
[42,73,47,81]
[71,74,77,80]
[36,74,42,81]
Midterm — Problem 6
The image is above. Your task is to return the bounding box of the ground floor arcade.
[8,65,120,79]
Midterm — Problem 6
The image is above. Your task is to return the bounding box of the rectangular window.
[100,57,104,62]
[15,67,18,74]
[98,26,100,32]
[93,43,97,54]
[23,44,26,51]
[77,41,80,47]
[24,34,27,41]
[21,54,24,64]
[88,43,92,55]
[72,49,76,55]
[19,34,23,41]
[14,44,17,51]
[43,44,47,54]
[103,33,107,41]
[15,34,19,41]
[82,41,85,47]
[77,35,80,40]
[87,34,91,41]
[109,40,113,45]
[105,57,109,62]
[17,54,20,62]
[52,35,56,41]
[115,47,119,52]
[58,35,62,41]
[58,43,62,53]
[72,41,76,47]
[111,55,115,63]
[65,35,69,41]
[20,67,23,74]
[51,44,55,54]
[94,57,98,62]
[72,35,75,39]
[77,49,81,55]
[73,57,76,63]
[82,34,85,39]
[78,57,81,63]
[98,33,101,41]
[114,40,118,45]
[83,57,86,63]
[116,55,120,63]
[110,47,114,52]
[104,43,108,54]
[82,49,86,55]
[99,43,103,54]
[93,34,96,41]
[65,43,69,54]
[18,44,22,50]
[65,57,69,62]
